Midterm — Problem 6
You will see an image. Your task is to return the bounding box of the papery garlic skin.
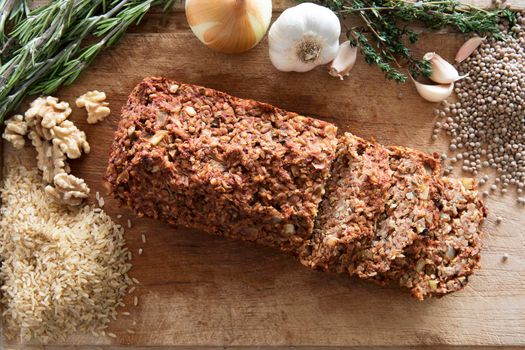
[329,41,358,80]
[455,36,485,63]
[413,78,454,103]
[424,52,466,84]
[268,3,341,72]
[186,0,272,54]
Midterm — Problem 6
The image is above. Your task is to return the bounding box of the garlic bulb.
[268,3,341,72]
[423,52,467,84]
[329,41,358,80]
[185,0,272,54]
[412,78,454,103]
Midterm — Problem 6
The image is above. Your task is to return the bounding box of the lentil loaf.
[299,133,487,300]
[106,78,486,300]
[105,77,339,252]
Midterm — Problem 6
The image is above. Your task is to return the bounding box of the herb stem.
[315,0,515,82]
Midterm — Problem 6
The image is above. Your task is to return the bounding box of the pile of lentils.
[433,11,525,205]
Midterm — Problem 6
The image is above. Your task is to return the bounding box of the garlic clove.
[455,36,485,63]
[423,52,467,84]
[412,78,454,103]
[329,41,358,80]
[185,0,272,54]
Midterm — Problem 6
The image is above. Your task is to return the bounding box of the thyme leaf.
[312,0,516,82]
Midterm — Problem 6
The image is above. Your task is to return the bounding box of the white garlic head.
[268,2,341,72]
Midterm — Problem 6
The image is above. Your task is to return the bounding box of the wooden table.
[4,1,525,348]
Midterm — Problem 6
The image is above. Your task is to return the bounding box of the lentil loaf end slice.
[300,133,487,300]
[105,77,339,252]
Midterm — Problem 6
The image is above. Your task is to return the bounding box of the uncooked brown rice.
[0,165,133,343]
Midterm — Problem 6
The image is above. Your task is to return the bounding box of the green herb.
[311,0,516,82]
[0,0,29,53]
[0,0,174,123]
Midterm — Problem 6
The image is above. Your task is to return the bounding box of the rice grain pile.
[0,165,132,343]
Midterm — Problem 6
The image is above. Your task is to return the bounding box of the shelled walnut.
[45,173,90,206]
[3,96,91,206]
[26,96,72,129]
[76,90,111,124]
[29,130,70,183]
[51,120,90,159]
[3,115,28,149]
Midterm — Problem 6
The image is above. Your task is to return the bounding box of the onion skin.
[185,0,272,54]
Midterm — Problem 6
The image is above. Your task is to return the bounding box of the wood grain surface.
[3,1,525,348]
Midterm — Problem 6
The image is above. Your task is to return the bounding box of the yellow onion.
[185,0,272,54]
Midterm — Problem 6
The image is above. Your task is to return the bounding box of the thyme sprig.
[0,0,174,123]
[314,0,516,82]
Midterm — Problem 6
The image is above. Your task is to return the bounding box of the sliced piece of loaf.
[300,133,486,300]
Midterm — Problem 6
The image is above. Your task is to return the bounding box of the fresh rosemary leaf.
[0,0,174,123]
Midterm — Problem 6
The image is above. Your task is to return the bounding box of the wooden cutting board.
[4,1,525,348]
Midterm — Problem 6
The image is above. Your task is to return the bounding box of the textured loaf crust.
[107,78,487,300]
[300,133,487,300]
[106,77,339,252]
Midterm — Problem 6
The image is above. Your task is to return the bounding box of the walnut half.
[76,90,111,124]
[51,120,90,159]
[45,173,90,206]
[6,95,91,206]
[3,115,28,149]
[29,130,70,183]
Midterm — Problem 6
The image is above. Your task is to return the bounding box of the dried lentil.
[436,16,525,195]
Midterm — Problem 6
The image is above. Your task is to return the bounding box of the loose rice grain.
[0,165,133,343]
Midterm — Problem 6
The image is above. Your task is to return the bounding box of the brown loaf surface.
[106,77,487,300]
[105,77,339,252]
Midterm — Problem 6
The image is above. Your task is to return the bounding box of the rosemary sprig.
[0,0,28,54]
[314,0,516,82]
[0,0,174,123]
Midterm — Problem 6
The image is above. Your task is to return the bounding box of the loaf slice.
[389,177,485,299]
[300,133,486,300]
[106,77,339,252]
